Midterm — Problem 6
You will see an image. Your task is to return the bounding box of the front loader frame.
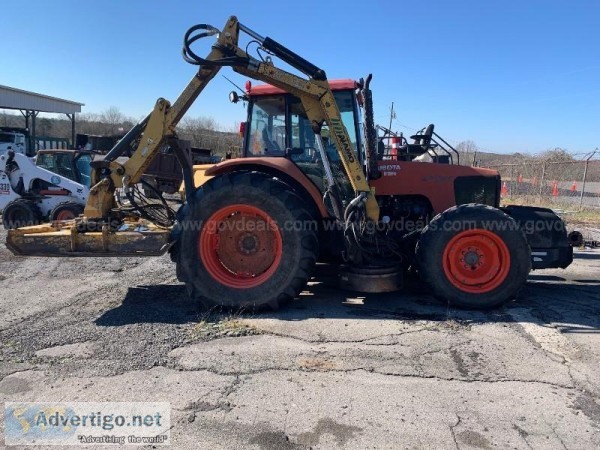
[7,16,379,257]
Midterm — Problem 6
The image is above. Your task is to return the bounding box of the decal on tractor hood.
[381,163,401,177]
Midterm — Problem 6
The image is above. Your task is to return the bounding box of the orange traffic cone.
[571,181,577,192]
[552,181,559,197]
[501,181,508,197]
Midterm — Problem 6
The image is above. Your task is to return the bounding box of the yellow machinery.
[7,16,378,256]
[6,16,573,311]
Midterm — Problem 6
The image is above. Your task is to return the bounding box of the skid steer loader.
[1,150,90,228]
[6,16,574,310]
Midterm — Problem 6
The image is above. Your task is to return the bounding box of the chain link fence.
[482,151,600,212]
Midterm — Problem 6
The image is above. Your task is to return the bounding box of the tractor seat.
[261,128,283,154]
[397,124,435,161]
[396,144,431,161]
[410,123,434,145]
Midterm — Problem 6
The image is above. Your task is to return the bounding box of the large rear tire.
[173,172,319,311]
[2,199,42,229]
[416,204,531,309]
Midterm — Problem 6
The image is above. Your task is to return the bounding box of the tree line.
[0,107,242,157]
[1,109,592,165]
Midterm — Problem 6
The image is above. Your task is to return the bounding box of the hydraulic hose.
[344,192,367,223]
[182,24,249,67]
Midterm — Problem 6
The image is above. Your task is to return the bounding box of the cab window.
[244,89,360,163]
[289,98,318,163]
[36,153,56,171]
[55,154,76,180]
[247,96,286,156]
[289,90,359,162]
[75,154,92,187]
[0,133,15,143]
[36,153,76,181]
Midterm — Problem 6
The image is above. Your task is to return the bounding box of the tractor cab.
[242,79,361,161]
[237,79,362,197]
[35,150,93,187]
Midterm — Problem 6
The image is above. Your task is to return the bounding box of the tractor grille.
[454,175,500,207]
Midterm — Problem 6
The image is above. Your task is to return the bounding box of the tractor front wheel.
[416,204,531,309]
[173,172,318,311]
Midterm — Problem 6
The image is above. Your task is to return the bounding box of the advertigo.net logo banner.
[4,402,170,446]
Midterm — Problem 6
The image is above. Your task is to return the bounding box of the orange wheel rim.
[199,204,283,288]
[442,229,511,294]
[56,210,76,221]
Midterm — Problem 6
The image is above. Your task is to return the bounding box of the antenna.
[222,75,246,94]
[388,102,395,132]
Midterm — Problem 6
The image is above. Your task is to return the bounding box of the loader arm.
[83,30,226,218]
[6,15,378,257]
[86,15,379,222]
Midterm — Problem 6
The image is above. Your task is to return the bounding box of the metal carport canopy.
[0,84,83,114]
[0,85,84,153]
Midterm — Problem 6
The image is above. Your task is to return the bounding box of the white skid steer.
[0,151,89,229]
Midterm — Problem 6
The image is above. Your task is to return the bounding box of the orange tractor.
[6,16,574,310]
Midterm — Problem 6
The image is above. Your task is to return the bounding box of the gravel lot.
[0,225,599,449]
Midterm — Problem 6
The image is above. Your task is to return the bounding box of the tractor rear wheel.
[416,204,531,309]
[173,172,319,311]
[50,201,84,222]
[2,199,42,229]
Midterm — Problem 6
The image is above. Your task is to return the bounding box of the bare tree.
[456,140,479,165]
[177,116,242,157]
[178,116,217,148]
[78,113,105,135]
[100,106,126,135]
[38,118,53,136]
[540,147,575,164]
[0,108,243,156]
[0,111,22,128]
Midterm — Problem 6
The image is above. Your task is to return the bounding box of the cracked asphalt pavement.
[1,225,599,448]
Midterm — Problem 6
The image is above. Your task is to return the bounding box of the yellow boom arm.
[85,16,379,221]
[6,16,379,257]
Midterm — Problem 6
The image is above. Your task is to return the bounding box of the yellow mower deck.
[6,221,171,257]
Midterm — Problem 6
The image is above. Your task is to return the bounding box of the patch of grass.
[568,210,600,227]
[2,340,17,349]
[188,311,262,341]
[501,197,600,227]
[423,319,472,332]
[440,319,472,331]
[296,357,335,371]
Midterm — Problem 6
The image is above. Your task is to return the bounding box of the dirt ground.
[0,225,599,449]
